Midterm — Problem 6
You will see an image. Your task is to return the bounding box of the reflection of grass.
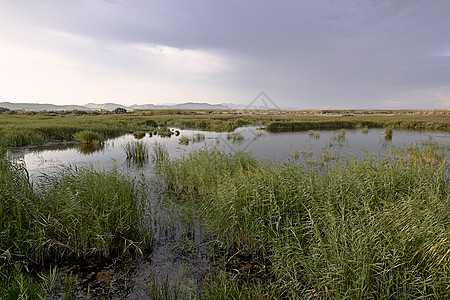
[0,150,151,297]
[159,146,449,298]
[76,143,104,154]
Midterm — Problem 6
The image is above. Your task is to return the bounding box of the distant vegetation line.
[0,108,448,147]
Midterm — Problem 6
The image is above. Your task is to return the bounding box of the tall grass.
[385,127,393,140]
[0,149,151,298]
[159,144,450,298]
[124,141,149,161]
[152,142,169,163]
[73,130,104,144]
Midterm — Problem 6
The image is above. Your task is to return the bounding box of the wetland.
[1,109,449,299]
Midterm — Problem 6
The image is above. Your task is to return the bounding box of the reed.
[362,126,369,133]
[159,144,450,299]
[152,142,169,162]
[73,130,104,144]
[308,130,320,139]
[0,149,151,298]
[178,135,190,145]
[123,140,149,161]
[133,131,146,139]
[227,132,244,143]
[385,127,393,140]
[192,133,205,143]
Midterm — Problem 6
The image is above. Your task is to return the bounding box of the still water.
[15,127,450,180]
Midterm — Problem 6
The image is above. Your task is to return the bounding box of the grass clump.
[159,145,450,299]
[0,149,151,298]
[385,127,393,140]
[308,130,320,139]
[192,133,205,143]
[152,142,169,163]
[73,130,104,144]
[133,131,146,139]
[179,135,190,145]
[227,132,244,143]
[124,141,149,161]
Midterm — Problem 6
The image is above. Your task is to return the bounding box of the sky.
[0,0,449,109]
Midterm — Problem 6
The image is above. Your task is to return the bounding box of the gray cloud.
[0,0,449,108]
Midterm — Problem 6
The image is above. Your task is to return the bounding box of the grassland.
[159,143,450,299]
[0,149,152,298]
[0,109,448,147]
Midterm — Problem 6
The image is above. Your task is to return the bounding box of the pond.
[10,127,450,298]
[15,127,450,180]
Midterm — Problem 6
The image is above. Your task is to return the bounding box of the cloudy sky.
[1,0,449,109]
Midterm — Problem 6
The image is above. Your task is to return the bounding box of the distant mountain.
[0,102,88,111]
[84,103,127,110]
[0,101,273,111]
[170,102,230,110]
[129,102,231,110]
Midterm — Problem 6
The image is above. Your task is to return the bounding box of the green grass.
[152,142,169,163]
[0,149,151,298]
[124,140,149,161]
[385,127,393,140]
[179,135,190,145]
[73,130,104,144]
[308,130,320,139]
[133,131,146,139]
[159,144,450,299]
[192,133,206,143]
[227,132,244,143]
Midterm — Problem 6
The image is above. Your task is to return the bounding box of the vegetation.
[362,126,369,134]
[133,131,146,139]
[152,142,169,162]
[73,130,104,144]
[192,133,206,143]
[227,132,244,143]
[179,135,190,145]
[385,127,394,140]
[0,149,151,298]
[124,141,149,161]
[308,130,320,139]
[159,144,450,299]
[1,109,447,147]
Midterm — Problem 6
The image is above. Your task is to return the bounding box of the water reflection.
[12,127,450,180]
[75,142,105,154]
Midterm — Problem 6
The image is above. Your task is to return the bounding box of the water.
[15,127,449,180]
[11,127,450,298]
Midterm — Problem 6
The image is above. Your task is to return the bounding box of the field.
[0,109,449,298]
